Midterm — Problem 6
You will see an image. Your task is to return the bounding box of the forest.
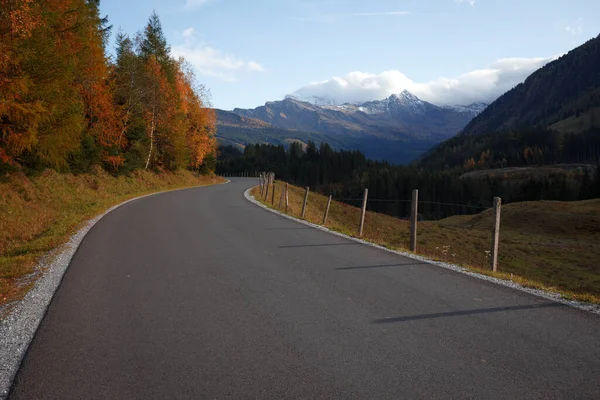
[0,0,216,175]
[217,141,600,220]
[417,127,600,171]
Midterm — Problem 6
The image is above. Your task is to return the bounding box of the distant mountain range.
[215,91,487,164]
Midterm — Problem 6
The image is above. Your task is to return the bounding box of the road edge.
[0,179,230,400]
[244,187,600,317]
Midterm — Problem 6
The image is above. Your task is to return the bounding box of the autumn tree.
[175,62,216,169]
[0,0,44,165]
[114,13,216,172]
[74,0,125,171]
[2,6,216,174]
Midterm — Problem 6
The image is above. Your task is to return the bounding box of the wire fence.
[251,172,600,301]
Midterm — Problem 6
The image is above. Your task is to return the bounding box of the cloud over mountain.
[171,27,264,81]
[291,56,558,106]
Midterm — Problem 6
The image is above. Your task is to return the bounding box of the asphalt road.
[9,179,600,399]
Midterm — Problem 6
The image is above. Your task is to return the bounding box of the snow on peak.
[442,102,488,116]
[284,91,486,117]
[286,94,339,106]
[398,90,421,102]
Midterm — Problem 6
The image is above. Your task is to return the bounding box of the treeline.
[0,1,216,175]
[217,142,600,220]
[418,128,600,171]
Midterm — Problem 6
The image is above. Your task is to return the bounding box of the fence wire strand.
[330,197,491,211]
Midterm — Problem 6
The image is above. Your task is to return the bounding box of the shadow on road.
[335,263,424,270]
[279,243,360,248]
[266,227,313,231]
[372,303,563,324]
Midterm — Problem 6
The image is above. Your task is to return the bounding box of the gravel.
[244,187,600,317]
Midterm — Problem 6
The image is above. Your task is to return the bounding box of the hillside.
[462,35,600,135]
[216,91,484,164]
[251,182,600,304]
[214,109,350,153]
[0,170,223,309]
[215,109,272,129]
[418,35,600,171]
[417,126,600,171]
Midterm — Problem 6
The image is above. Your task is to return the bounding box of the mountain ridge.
[461,35,600,135]
[417,35,600,170]
[230,92,485,140]
[218,91,486,163]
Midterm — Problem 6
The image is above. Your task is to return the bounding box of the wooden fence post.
[260,174,264,196]
[323,195,332,225]
[359,188,368,237]
[279,185,285,208]
[491,197,502,272]
[271,182,276,205]
[264,178,269,200]
[285,183,289,212]
[301,187,309,218]
[410,189,418,252]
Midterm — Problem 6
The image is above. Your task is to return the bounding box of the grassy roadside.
[251,182,600,305]
[0,168,224,309]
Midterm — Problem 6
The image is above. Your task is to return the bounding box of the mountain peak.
[388,90,423,106]
[399,89,419,101]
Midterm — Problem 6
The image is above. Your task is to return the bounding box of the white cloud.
[291,56,560,106]
[184,0,214,10]
[455,0,476,5]
[560,18,584,36]
[171,28,265,81]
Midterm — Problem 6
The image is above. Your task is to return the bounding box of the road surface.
[9,179,600,399]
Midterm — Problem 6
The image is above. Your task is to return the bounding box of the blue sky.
[100,0,599,109]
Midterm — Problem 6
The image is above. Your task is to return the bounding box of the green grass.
[0,168,223,308]
[252,183,600,305]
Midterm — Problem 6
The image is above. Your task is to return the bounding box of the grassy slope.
[252,183,600,304]
[550,106,600,133]
[0,169,223,308]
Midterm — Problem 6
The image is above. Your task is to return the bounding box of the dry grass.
[0,168,223,307]
[252,182,600,304]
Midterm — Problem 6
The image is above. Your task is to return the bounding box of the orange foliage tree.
[175,62,217,169]
[1,6,216,174]
[75,0,126,170]
[0,0,44,165]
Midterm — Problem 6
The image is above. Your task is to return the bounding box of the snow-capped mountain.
[324,90,431,116]
[285,94,338,107]
[442,102,489,117]
[292,90,487,117]
[220,91,487,163]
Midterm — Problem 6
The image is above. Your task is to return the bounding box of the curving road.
[9,179,600,399]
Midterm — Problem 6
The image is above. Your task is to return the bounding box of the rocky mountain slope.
[232,91,481,142]
[217,91,486,163]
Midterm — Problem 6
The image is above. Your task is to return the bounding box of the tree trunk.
[118,110,130,146]
[145,111,155,170]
